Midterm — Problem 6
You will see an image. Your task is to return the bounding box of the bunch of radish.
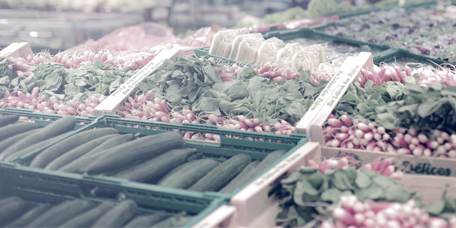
[117,92,175,122]
[7,57,34,79]
[254,64,300,82]
[18,49,156,70]
[357,64,456,88]
[0,87,105,117]
[327,196,438,228]
[307,157,402,180]
[324,115,395,153]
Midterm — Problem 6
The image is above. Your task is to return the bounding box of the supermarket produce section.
[1,0,456,227]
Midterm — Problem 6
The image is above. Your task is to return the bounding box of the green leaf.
[320,188,342,203]
[166,84,182,103]
[441,86,456,97]
[385,185,411,203]
[426,201,445,216]
[417,99,442,118]
[355,171,372,188]
[428,82,443,91]
[203,64,219,82]
[372,176,396,188]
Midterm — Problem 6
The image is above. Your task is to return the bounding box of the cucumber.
[123,212,168,228]
[113,148,196,183]
[187,152,203,162]
[188,154,252,192]
[0,129,39,159]
[151,215,194,228]
[44,134,119,170]
[0,122,38,142]
[158,159,221,189]
[0,196,21,206]
[26,200,95,227]
[59,201,115,228]
[219,150,286,194]
[219,160,260,194]
[3,131,73,162]
[0,115,19,127]
[29,128,118,168]
[58,134,136,173]
[84,132,185,175]
[4,204,53,227]
[2,116,76,158]
[0,199,33,226]
[91,199,137,228]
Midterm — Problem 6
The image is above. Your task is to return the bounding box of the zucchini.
[219,160,260,194]
[4,204,53,227]
[59,201,115,228]
[113,148,196,183]
[0,196,21,206]
[0,199,33,226]
[44,134,119,171]
[0,115,19,127]
[0,129,39,159]
[0,122,38,142]
[26,200,95,227]
[188,154,252,192]
[2,116,76,158]
[219,150,286,194]
[158,159,221,189]
[84,132,185,175]
[3,131,73,162]
[91,199,137,228]
[123,212,168,228]
[58,134,136,173]
[29,128,118,168]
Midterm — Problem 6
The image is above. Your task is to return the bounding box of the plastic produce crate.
[373,48,448,66]
[0,108,97,128]
[194,48,256,68]
[0,162,225,228]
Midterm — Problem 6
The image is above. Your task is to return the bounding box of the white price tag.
[0,42,33,58]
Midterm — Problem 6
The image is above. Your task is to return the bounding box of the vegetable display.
[0,196,193,228]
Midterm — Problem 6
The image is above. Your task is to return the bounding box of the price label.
[0,42,33,58]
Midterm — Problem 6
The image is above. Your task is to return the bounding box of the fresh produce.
[0,196,190,228]
[325,8,456,62]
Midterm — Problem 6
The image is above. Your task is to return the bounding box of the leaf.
[320,188,342,203]
[385,185,411,203]
[203,64,219,82]
[44,72,63,92]
[189,88,199,103]
[372,176,396,188]
[428,82,443,91]
[417,99,442,118]
[64,84,80,97]
[376,113,397,129]
[441,86,456,97]
[166,84,182,103]
[307,172,324,189]
[355,171,372,188]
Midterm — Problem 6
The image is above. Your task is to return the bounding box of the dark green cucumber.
[0,115,19,127]
[123,212,168,228]
[4,204,53,227]
[59,201,115,228]
[188,154,252,192]
[187,153,203,162]
[26,200,95,227]
[219,160,260,194]
[0,122,38,142]
[113,148,196,183]
[84,132,185,175]
[151,215,194,228]
[91,199,137,228]
[0,129,39,159]
[58,134,136,173]
[29,128,118,168]
[0,196,21,206]
[158,159,221,189]
[44,134,119,170]
[219,150,286,194]
[0,199,34,226]
[3,131,73,162]
[2,116,76,158]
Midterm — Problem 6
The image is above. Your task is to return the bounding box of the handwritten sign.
[94,48,183,116]
[0,42,33,58]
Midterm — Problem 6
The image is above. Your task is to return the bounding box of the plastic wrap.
[228,33,263,60]
[291,44,327,72]
[254,38,285,66]
[208,28,249,58]
[275,42,304,69]
[234,36,265,64]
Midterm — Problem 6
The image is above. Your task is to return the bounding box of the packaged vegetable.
[275,43,304,69]
[235,36,265,64]
[255,38,285,66]
[228,33,263,60]
[209,28,249,58]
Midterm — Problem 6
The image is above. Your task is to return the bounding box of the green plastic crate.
[0,162,225,228]
[7,114,308,201]
[373,48,448,66]
[0,108,97,128]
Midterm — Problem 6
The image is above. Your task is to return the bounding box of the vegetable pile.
[325,8,456,62]
[0,196,193,228]
[275,157,456,227]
